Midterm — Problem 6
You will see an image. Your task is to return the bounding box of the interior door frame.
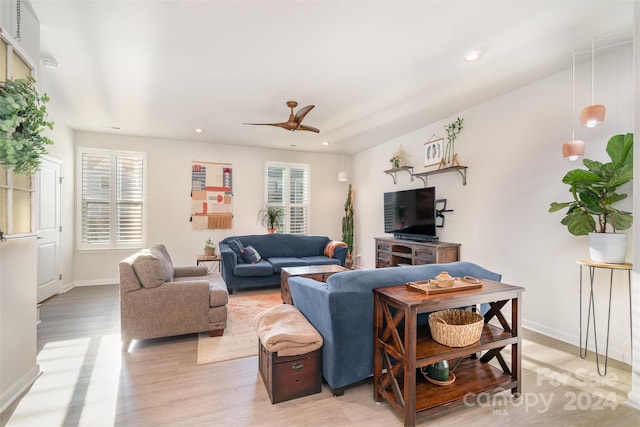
[36,155,62,302]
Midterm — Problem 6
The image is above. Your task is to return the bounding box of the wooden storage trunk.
[259,341,322,403]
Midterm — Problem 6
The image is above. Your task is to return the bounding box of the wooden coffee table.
[280,264,349,304]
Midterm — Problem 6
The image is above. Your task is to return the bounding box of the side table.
[197,254,222,273]
[373,280,523,426]
[577,258,633,376]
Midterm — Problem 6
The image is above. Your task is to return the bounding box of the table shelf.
[373,281,523,426]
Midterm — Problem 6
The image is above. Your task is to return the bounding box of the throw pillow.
[132,247,173,288]
[227,238,246,264]
[241,245,262,264]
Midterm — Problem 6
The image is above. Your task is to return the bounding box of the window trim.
[264,161,310,235]
[76,147,147,251]
[0,169,35,238]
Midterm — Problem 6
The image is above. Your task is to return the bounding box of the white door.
[37,157,62,302]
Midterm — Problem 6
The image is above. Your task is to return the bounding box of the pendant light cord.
[590,38,595,105]
[572,51,576,140]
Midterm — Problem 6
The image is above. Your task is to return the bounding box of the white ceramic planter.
[588,232,628,264]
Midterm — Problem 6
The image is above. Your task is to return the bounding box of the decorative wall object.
[389,144,409,168]
[191,161,233,229]
[442,117,464,168]
[424,137,444,167]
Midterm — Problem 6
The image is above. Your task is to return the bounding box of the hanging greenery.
[0,77,54,175]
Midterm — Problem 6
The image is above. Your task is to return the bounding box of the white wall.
[352,44,634,363]
[626,0,640,410]
[72,132,352,284]
[0,0,42,412]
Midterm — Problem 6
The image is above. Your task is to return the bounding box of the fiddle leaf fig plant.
[0,77,54,174]
[549,133,633,235]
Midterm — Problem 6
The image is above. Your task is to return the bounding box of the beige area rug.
[197,289,282,365]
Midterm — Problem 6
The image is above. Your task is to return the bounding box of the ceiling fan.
[244,101,320,133]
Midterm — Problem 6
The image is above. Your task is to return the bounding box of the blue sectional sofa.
[219,234,348,292]
[287,261,502,395]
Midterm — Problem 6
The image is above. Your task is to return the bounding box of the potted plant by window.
[549,133,633,263]
[204,238,216,256]
[258,204,284,233]
[0,77,54,174]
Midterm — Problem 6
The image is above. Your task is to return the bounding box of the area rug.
[197,289,282,365]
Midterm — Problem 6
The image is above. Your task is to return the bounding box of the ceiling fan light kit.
[244,100,320,133]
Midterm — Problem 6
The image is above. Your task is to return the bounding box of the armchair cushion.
[132,246,174,288]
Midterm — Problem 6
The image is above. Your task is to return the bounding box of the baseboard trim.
[0,364,41,414]
[73,278,118,287]
[522,318,631,365]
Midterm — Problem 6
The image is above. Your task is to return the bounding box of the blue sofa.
[219,234,348,292]
[287,261,502,395]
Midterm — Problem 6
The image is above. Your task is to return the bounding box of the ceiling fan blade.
[243,122,297,131]
[294,105,315,123]
[297,124,320,133]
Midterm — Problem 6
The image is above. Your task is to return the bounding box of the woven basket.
[428,309,484,347]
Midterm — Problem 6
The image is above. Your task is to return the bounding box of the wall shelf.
[412,165,468,187]
[383,166,414,184]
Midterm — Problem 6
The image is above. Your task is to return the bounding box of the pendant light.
[338,152,348,181]
[562,51,584,161]
[580,39,605,128]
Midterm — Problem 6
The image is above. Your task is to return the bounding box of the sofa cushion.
[241,245,262,264]
[268,257,309,273]
[300,256,340,267]
[132,247,174,288]
[224,234,330,260]
[234,261,274,277]
[227,238,246,264]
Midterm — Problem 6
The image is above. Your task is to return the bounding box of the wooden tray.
[406,278,482,295]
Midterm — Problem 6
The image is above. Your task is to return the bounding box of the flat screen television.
[383,187,437,241]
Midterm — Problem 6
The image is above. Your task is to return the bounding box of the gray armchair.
[119,244,228,351]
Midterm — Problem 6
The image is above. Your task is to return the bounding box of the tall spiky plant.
[342,184,354,255]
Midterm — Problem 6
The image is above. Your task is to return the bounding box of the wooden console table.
[373,281,523,426]
[375,237,460,268]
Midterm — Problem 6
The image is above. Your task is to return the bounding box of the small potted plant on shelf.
[389,145,409,169]
[204,237,216,256]
[442,117,463,168]
[258,204,284,233]
[549,133,633,263]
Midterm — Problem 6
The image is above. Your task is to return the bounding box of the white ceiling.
[29,0,634,155]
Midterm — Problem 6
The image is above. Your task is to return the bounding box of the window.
[0,169,33,236]
[77,148,146,250]
[1,27,36,238]
[265,162,310,235]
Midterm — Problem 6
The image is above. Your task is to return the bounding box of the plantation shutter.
[78,148,145,250]
[265,162,310,235]
[116,156,144,243]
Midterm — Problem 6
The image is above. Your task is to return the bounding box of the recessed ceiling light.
[322,141,329,146]
[194,128,204,133]
[464,50,481,62]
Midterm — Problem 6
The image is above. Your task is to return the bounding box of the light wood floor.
[2,285,640,426]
